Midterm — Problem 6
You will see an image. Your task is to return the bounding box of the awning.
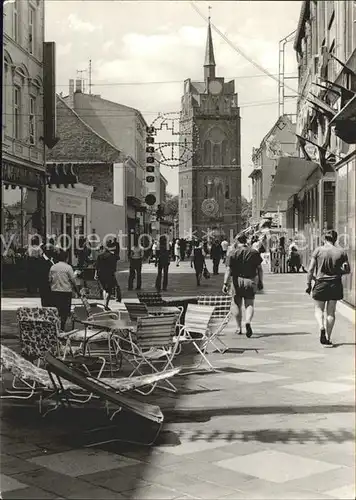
[264,157,319,212]
[47,163,78,188]
[330,95,356,144]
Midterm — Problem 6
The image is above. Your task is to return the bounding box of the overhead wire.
[190,1,299,97]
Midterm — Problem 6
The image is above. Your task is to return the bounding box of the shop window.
[13,86,21,139]
[22,188,40,245]
[2,185,23,250]
[50,212,64,243]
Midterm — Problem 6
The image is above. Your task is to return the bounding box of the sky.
[45,0,302,199]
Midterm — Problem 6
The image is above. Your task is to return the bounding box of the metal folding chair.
[197,295,232,353]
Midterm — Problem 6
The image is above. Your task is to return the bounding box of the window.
[225,181,230,199]
[13,86,21,139]
[180,189,183,198]
[221,140,228,165]
[204,140,211,165]
[29,96,35,144]
[13,0,19,42]
[212,144,220,165]
[29,6,35,54]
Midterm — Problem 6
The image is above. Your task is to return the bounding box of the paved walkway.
[1,272,355,499]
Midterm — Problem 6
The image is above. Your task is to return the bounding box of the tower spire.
[204,8,216,80]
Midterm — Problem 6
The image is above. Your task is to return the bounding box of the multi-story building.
[2,0,56,290]
[46,95,125,263]
[63,81,147,238]
[265,0,356,307]
[178,20,241,240]
[250,115,297,223]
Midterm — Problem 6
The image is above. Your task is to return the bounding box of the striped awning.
[46,163,78,187]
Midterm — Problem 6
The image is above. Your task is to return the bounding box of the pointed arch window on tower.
[225,180,230,199]
[212,144,220,165]
[204,140,211,165]
[221,140,228,165]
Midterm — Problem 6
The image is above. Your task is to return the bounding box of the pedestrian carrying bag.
[203,266,210,279]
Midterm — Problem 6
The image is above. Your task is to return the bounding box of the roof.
[46,96,121,163]
[204,20,216,67]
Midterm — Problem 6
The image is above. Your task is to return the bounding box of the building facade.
[63,83,147,237]
[46,96,126,261]
[265,0,356,307]
[250,115,297,223]
[2,0,46,254]
[178,21,241,240]
[2,0,57,290]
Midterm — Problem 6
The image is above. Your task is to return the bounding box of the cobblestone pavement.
[1,270,355,499]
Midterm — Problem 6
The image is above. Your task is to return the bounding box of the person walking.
[128,238,144,290]
[95,241,119,308]
[155,236,170,291]
[174,240,181,267]
[151,240,158,266]
[191,240,205,286]
[26,235,43,294]
[49,249,81,331]
[306,229,350,346]
[223,233,263,337]
[210,239,223,275]
[221,238,229,263]
[37,244,55,307]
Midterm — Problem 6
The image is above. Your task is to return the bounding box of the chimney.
[68,79,74,108]
[75,79,82,93]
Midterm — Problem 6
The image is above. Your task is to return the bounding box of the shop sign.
[50,192,86,214]
[2,161,43,188]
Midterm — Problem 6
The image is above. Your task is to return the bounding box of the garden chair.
[1,344,179,422]
[16,307,106,375]
[137,291,167,306]
[117,314,182,394]
[45,352,169,446]
[124,302,150,322]
[197,295,232,353]
[68,303,123,375]
[175,304,220,373]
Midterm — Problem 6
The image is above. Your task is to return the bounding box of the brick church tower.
[178,19,241,240]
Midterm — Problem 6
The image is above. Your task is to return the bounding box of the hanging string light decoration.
[149,111,200,168]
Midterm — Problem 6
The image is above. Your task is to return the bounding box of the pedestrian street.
[1,271,355,499]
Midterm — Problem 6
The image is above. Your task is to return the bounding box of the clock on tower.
[208,80,223,95]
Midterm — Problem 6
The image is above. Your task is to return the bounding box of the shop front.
[1,160,45,290]
[47,183,93,265]
[335,150,356,308]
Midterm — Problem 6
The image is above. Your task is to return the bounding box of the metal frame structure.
[278,30,298,117]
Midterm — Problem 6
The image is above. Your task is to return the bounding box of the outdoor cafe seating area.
[0,292,233,447]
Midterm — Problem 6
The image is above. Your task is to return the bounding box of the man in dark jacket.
[155,235,171,291]
[95,241,119,309]
[210,239,223,275]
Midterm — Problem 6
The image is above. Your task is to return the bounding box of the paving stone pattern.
[0,270,355,499]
